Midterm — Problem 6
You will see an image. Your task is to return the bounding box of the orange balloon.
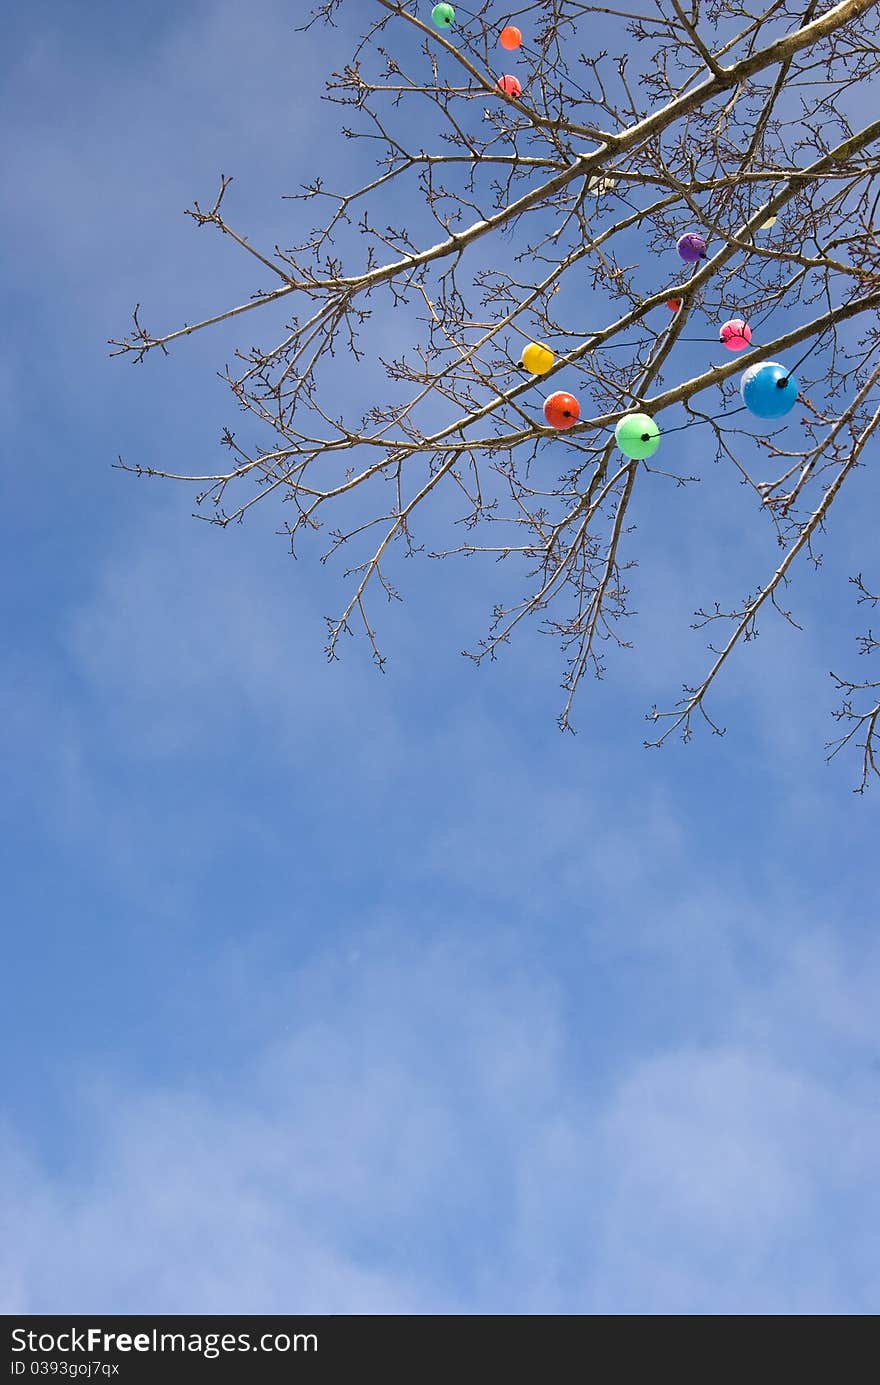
[500,25,522,50]
[544,392,580,430]
[497,74,522,98]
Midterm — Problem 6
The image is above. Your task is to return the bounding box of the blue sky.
[1,0,878,1314]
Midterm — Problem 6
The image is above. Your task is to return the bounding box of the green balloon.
[615,412,660,459]
[431,2,455,27]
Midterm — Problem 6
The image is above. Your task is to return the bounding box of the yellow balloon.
[760,215,777,228]
[521,341,554,374]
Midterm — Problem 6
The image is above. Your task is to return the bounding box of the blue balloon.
[740,360,798,419]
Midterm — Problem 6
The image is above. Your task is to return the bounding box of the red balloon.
[666,298,682,312]
[544,392,580,430]
[497,74,523,98]
[500,25,522,50]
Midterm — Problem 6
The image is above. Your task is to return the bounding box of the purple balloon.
[677,232,707,263]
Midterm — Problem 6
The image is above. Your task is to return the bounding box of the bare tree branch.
[113,0,880,787]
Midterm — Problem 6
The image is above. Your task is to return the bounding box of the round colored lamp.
[521,342,554,374]
[740,361,798,418]
[431,3,455,27]
[615,413,660,459]
[544,392,580,430]
[760,215,777,229]
[500,25,522,50]
[497,74,523,98]
[719,318,752,352]
[677,232,707,263]
[666,298,682,312]
[587,176,617,195]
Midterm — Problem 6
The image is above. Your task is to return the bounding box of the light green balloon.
[615,412,660,459]
[431,2,455,27]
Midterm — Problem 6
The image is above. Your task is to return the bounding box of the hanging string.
[659,405,749,437]
[509,329,739,352]
[752,299,781,331]
[518,369,752,429]
[781,322,834,382]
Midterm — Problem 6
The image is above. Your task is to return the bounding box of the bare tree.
[112,0,880,788]
[829,574,880,791]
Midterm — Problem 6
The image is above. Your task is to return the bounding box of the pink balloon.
[719,318,752,352]
[496,74,522,98]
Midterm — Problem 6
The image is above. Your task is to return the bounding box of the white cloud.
[590,1046,880,1314]
[3,918,878,1314]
